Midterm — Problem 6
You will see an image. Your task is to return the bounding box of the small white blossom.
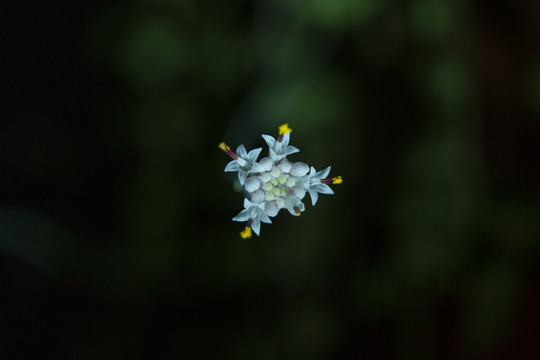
[284,194,306,216]
[221,144,265,185]
[300,166,335,206]
[261,124,299,162]
[232,198,272,237]
[219,124,342,238]
[244,177,261,193]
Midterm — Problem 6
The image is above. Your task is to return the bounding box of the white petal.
[318,166,331,180]
[238,171,248,185]
[224,161,240,172]
[248,147,262,162]
[313,184,334,195]
[259,210,272,224]
[262,134,276,148]
[244,198,255,208]
[290,162,309,177]
[232,209,250,222]
[309,190,319,206]
[283,146,300,156]
[244,177,261,192]
[281,132,290,147]
[251,219,261,236]
[236,145,248,158]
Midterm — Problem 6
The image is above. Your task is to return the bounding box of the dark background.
[2,0,539,359]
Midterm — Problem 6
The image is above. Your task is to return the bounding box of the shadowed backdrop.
[2,0,539,359]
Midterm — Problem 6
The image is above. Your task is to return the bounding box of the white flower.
[232,198,272,237]
[244,160,308,218]
[219,124,342,238]
[284,193,306,216]
[261,131,299,162]
[300,166,335,206]
[222,144,265,185]
[289,162,309,177]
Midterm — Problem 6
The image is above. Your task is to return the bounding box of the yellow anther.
[240,226,252,239]
[218,142,230,151]
[278,124,292,135]
[332,176,343,184]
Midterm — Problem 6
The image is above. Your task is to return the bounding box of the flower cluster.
[219,124,342,238]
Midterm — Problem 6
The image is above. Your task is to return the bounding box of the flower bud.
[265,201,279,217]
[250,189,264,202]
[286,177,296,187]
[244,177,261,192]
[279,160,292,173]
[259,173,271,183]
[258,157,273,172]
[290,162,309,177]
[270,167,281,178]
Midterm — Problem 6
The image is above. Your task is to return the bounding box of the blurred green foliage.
[2,0,539,359]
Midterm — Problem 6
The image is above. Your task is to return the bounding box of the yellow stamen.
[278,123,292,135]
[240,226,252,239]
[218,142,230,152]
[332,176,343,184]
